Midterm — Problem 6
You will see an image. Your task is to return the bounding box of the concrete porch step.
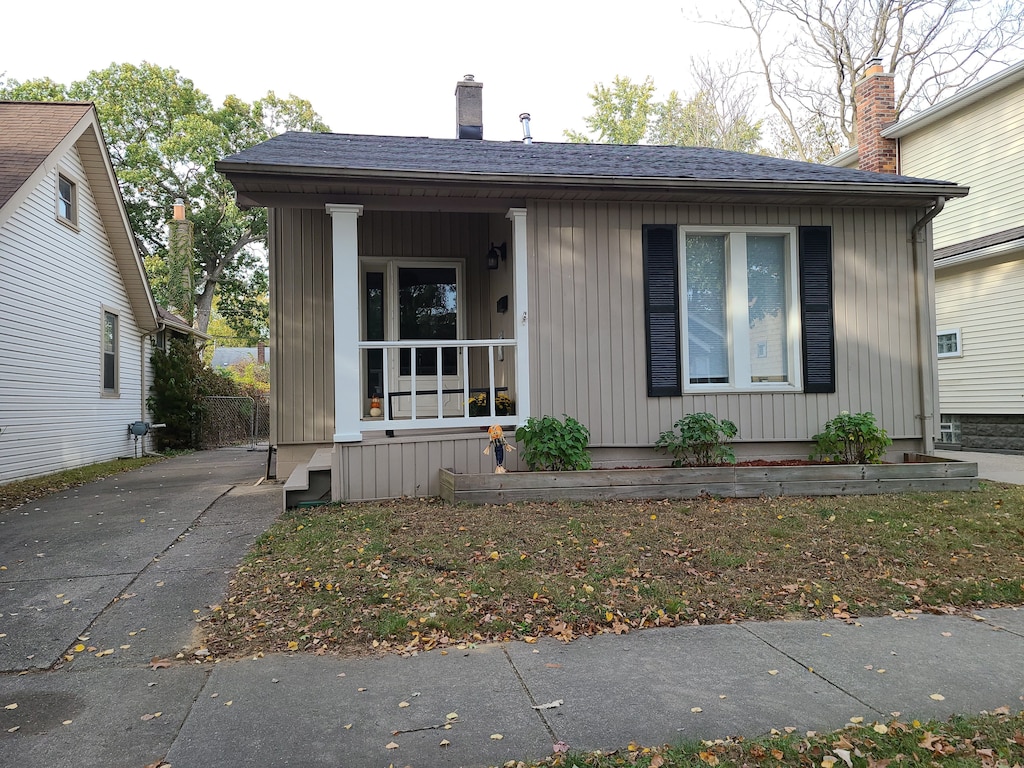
[283,447,333,507]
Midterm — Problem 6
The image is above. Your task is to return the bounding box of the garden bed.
[439,453,979,504]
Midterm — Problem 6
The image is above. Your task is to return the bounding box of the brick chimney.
[167,197,195,324]
[855,58,898,174]
[455,75,483,140]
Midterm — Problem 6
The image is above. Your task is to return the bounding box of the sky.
[3,0,748,142]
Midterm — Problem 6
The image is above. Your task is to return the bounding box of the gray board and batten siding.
[270,201,933,499]
[218,132,967,501]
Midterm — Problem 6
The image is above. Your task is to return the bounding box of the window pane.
[398,267,457,376]
[937,332,958,355]
[685,234,729,383]
[365,272,384,396]
[747,235,788,382]
[103,313,117,390]
[58,176,73,220]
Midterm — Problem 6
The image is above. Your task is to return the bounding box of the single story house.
[830,59,1024,452]
[216,77,967,505]
[0,101,164,482]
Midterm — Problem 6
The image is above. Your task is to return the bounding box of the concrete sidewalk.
[1,450,1023,768]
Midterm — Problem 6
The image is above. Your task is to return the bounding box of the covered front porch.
[329,204,531,441]
[278,204,531,504]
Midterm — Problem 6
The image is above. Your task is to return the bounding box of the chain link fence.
[199,395,270,449]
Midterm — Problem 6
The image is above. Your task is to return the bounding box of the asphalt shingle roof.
[219,131,956,187]
[0,102,92,210]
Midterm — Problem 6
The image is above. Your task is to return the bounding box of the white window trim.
[101,307,119,396]
[936,328,962,358]
[55,169,80,230]
[680,225,802,392]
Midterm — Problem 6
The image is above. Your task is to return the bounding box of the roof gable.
[0,101,158,331]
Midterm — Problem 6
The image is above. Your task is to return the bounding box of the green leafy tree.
[1,63,328,337]
[565,67,763,151]
[147,339,240,450]
[564,75,658,144]
[649,59,763,152]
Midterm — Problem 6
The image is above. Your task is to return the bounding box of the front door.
[362,260,464,418]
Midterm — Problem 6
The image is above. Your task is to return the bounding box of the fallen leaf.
[62,720,72,725]
[140,712,162,721]
[385,741,399,749]
[4,703,17,710]
[446,712,459,720]
[834,748,853,767]
[95,648,114,657]
[941,632,952,637]
[850,716,864,724]
[691,706,703,713]
[929,693,945,701]
[7,726,19,733]
[73,644,85,653]
[439,739,450,747]
[873,724,888,734]
[490,733,503,740]
[532,699,563,710]
[343,723,352,729]
[553,741,570,754]
[650,755,666,768]
[398,701,410,708]
[224,701,233,707]
[768,669,779,675]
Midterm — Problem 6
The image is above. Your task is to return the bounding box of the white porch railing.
[358,339,518,431]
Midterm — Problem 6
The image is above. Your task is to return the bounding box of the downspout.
[911,197,945,454]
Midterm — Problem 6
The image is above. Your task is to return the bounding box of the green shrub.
[810,410,891,464]
[148,339,241,450]
[514,415,591,471]
[655,412,738,467]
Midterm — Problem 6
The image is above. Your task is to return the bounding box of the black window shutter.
[643,225,682,397]
[799,226,836,394]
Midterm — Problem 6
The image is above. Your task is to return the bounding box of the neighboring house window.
[643,224,834,396]
[102,311,119,394]
[938,414,961,444]
[937,329,962,358]
[681,227,800,389]
[57,174,77,226]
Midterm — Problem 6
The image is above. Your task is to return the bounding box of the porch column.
[327,204,363,442]
[507,207,531,424]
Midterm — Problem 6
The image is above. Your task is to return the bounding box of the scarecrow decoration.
[483,424,516,473]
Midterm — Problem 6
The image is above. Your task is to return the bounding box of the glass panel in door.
[395,265,462,417]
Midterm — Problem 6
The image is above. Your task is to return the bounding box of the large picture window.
[681,227,801,390]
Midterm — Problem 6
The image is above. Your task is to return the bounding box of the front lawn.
[519,710,1024,768]
[202,485,1024,658]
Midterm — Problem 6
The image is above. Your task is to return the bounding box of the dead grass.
[201,484,1024,658]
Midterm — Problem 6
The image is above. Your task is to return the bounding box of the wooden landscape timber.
[439,453,979,504]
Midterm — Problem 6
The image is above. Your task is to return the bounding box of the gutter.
[911,197,946,454]
[215,163,967,200]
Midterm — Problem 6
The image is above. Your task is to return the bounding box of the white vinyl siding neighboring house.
[0,102,159,483]
[935,257,1024,414]
[897,81,1024,252]
[0,147,147,481]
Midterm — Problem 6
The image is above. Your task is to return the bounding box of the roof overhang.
[218,162,968,211]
